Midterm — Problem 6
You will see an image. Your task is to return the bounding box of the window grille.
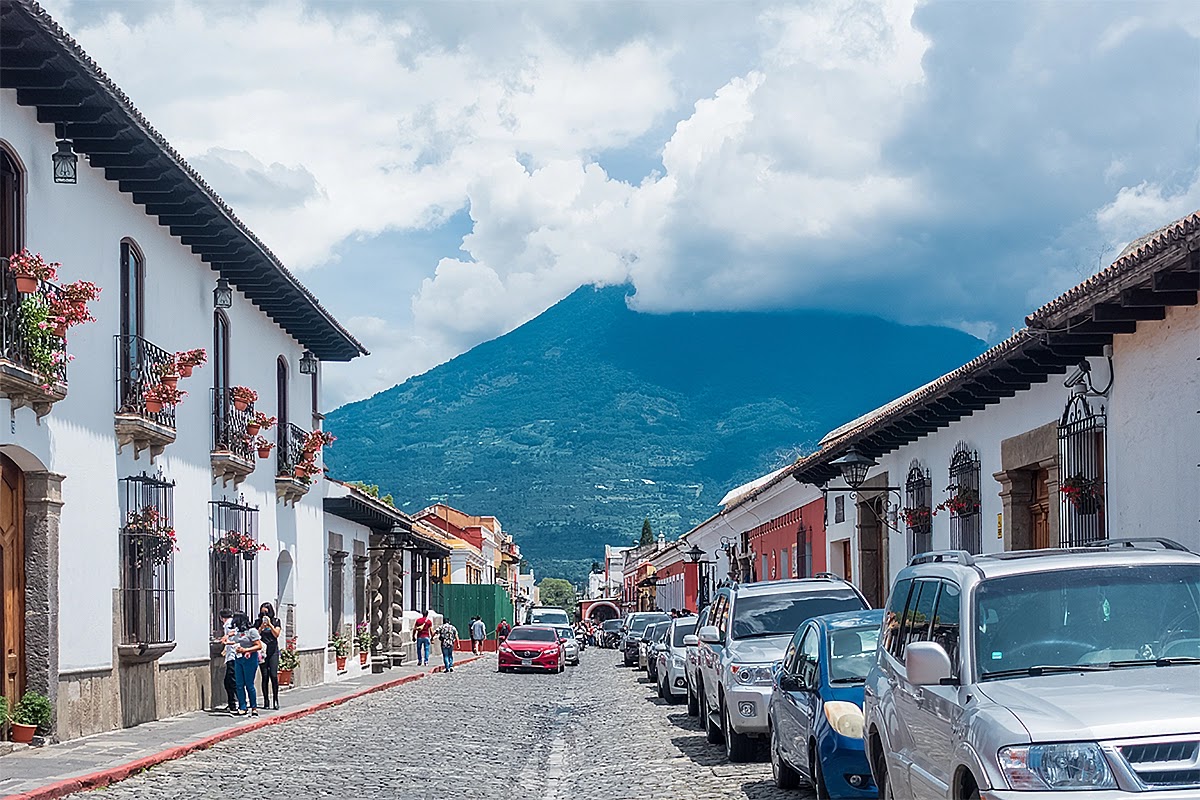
[834,495,845,523]
[209,495,260,633]
[119,472,175,644]
[905,460,933,560]
[946,442,982,554]
[1057,392,1107,546]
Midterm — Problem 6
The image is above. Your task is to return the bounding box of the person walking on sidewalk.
[257,602,283,711]
[414,610,434,666]
[217,608,237,713]
[497,619,510,647]
[231,612,264,716]
[470,616,486,654]
[436,619,459,672]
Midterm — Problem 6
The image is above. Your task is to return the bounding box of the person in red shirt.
[414,610,434,666]
[496,619,511,646]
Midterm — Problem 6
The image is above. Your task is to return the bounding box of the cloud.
[189,148,322,210]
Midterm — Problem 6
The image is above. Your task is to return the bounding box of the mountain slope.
[325,285,985,583]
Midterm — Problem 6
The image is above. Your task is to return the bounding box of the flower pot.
[53,323,67,338]
[179,364,194,378]
[233,399,249,411]
[336,655,347,671]
[278,668,293,686]
[246,423,261,437]
[14,275,38,294]
[359,651,368,666]
[294,466,309,478]
[1073,495,1098,516]
[160,375,178,390]
[145,399,163,414]
[11,722,36,744]
[241,550,257,562]
[258,446,273,459]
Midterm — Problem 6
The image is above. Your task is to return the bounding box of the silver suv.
[863,539,1200,799]
[697,576,869,761]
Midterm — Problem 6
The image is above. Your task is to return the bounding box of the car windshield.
[629,615,668,634]
[642,623,660,641]
[827,625,881,682]
[672,621,697,647]
[531,609,569,624]
[509,627,556,642]
[975,564,1200,680]
[732,589,867,639]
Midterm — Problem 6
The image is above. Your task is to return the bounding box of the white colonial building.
[0,1,366,738]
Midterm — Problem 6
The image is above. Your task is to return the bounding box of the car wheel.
[723,700,755,762]
[703,687,724,744]
[811,743,830,800]
[875,751,895,800]
[770,726,800,790]
[686,683,700,716]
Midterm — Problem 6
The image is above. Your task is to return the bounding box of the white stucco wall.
[2,91,336,673]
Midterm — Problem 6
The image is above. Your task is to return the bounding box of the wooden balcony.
[114,334,177,460]
[0,258,68,416]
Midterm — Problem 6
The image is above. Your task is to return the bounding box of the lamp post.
[299,350,318,375]
[824,447,903,533]
[52,138,77,184]
[686,543,712,610]
[213,277,233,309]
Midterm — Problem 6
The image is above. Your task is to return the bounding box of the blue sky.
[45,0,1200,404]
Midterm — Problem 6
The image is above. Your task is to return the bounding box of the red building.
[745,497,827,581]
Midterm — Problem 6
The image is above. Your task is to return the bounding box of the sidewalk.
[1,655,480,800]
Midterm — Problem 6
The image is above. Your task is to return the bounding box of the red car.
[498,625,565,673]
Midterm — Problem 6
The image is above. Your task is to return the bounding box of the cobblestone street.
[59,651,814,800]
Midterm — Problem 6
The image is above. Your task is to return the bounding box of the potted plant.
[144,383,186,414]
[125,506,177,567]
[230,386,257,411]
[174,348,207,378]
[10,690,52,744]
[278,647,299,686]
[331,633,350,671]
[247,411,276,438]
[355,621,374,666]
[901,506,931,529]
[1060,473,1103,515]
[934,486,980,517]
[47,280,100,338]
[8,249,59,293]
[303,429,336,453]
[211,530,268,560]
[16,294,71,390]
[255,437,275,459]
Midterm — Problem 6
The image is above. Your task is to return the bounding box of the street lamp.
[686,544,705,563]
[830,448,877,491]
[52,138,77,184]
[299,350,318,375]
[213,277,233,309]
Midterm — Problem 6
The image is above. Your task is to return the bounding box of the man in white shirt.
[470,617,486,654]
[218,609,237,712]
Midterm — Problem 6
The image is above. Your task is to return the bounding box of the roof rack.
[908,551,976,567]
[1080,537,1191,553]
[812,572,841,580]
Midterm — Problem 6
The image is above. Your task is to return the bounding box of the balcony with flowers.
[212,386,273,488]
[0,250,98,416]
[275,424,334,505]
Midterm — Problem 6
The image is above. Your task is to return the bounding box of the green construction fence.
[431,583,515,649]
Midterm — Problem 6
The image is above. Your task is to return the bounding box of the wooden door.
[1031,469,1051,550]
[0,454,24,711]
[841,540,852,583]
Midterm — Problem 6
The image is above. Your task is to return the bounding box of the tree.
[538,577,576,611]
[639,518,654,546]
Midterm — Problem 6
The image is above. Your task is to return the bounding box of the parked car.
[497,625,565,673]
[769,608,884,798]
[622,612,670,666]
[697,576,869,762]
[685,606,712,716]
[601,619,623,648]
[646,622,671,682]
[639,621,666,671]
[657,617,698,703]
[556,626,581,665]
[527,606,571,627]
[864,539,1200,800]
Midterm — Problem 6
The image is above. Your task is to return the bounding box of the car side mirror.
[906,641,954,686]
[683,634,699,647]
[698,625,721,644]
[559,637,567,643]
[779,673,802,692]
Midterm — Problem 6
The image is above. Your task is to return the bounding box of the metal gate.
[1058,391,1107,547]
[905,460,933,560]
[947,442,982,554]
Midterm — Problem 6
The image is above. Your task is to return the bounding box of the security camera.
[1063,360,1092,388]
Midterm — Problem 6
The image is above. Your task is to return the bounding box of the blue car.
[768,609,884,798]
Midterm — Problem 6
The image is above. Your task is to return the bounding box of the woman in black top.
[257,602,283,710]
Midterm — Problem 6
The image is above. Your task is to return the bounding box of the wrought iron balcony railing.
[0,256,68,387]
[277,421,310,478]
[114,333,177,429]
[211,387,254,462]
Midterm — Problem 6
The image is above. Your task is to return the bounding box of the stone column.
[24,471,64,721]
[994,470,1034,552]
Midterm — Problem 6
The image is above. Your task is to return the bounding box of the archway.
[585,600,620,622]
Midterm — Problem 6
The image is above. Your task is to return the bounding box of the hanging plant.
[1060,473,1103,515]
[934,486,980,517]
[47,280,100,337]
[211,530,268,558]
[230,385,257,411]
[251,412,277,430]
[144,383,187,414]
[125,505,177,566]
[255,437,275,459]
[175,348,207,377]
[303,429,335,453]
[901,506,931,529]
[8,249,59,292]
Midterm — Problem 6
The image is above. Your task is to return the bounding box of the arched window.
[0,145,23,258]
[904,460,933,559]
[212,312,230,394]
[276,356,289,475]
[945,443,982,554]
[117,240,149,416]
[119,240,144,342]
[276,355,289,432]
[1058,393,1107,546]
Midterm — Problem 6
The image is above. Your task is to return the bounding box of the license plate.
[521,658,532,666]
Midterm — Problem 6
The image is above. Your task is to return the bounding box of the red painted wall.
[745,497,827,581]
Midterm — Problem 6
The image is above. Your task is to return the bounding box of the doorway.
[1,454,25,711]
[1030,469,1051,550]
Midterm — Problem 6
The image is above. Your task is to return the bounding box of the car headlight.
[823,701,864,739]
[731,664,774,685]
[999,743,1116,790]
[672,656,685,669]
[499,644,512,653]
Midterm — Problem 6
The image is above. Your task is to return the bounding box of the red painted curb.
[4,656,481,800]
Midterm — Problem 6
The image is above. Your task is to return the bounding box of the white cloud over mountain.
[46,0,1200,403]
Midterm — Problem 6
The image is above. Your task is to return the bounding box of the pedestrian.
[257,602,283,711]
[414,609,434,667]
[230,612,263,716]
[216,608,237,713]
[436,618,459,672]
[497,618,510,646]
[470,616,486,654]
